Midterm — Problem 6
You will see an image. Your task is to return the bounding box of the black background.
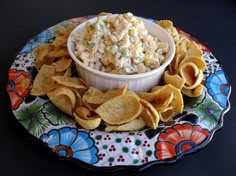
[0,0,236,176]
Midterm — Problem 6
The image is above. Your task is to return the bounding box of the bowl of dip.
[67,12,175,91]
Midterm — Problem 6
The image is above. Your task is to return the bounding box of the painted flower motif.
[15,103,50,136]
[19,29,51,54]
[40,127,98,164]
[205,70,230,109]
[7,69,32,110]
[194,97,222,130]
[42,102,73,125]
[155,123,209,160]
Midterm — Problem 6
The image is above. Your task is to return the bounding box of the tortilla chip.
[51,76,87,89]
[85,85,127,105]
[163,71,185,89]
[105,117,145,132]
[52,57,72,72]
[30,64,58,96]
[73,112,101,130]
[95,95,142,125]
[139,99,160,129]
[47,87,76,115]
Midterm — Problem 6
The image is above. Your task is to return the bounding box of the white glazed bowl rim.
[67,15,175,80]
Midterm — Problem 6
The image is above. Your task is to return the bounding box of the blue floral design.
[19,29,51,54]
[205,70,230,109]
[40,127,98,164]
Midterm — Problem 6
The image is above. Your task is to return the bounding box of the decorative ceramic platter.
[7,16,231,171]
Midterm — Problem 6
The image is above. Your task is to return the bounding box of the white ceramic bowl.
[67,15,175,92]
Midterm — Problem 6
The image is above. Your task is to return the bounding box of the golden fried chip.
[33,44,54,68]
[66,23,77,33]
[136,91,159,102]
[85,85,127,105]
[99,12,113,16]
[125,90,139,98]
[151,86,163,93]
[47,48,69,59]
[159,109,176,122]
[51,76,87,89]
[159,84,184,113]
[57,25,67,35]
[180,56,206,71]
[52,24,77,47]
[73,112,101,130]
[152,104,173,113]
[52,57,72,72]
[173,54,185,73]
[139,99,160,129]
[74,106,92,119]
[182,84,204,97]
[163,71,185,89]
[179,62,203,90]
[157,20,173,29]
[95,95,143,125]
[52,35,67,47]
[64,67,72,77]
[105,117,145,132]
[176,38,190,55]
[75,92,83,107]
[153,92,174,112]
[184,41,202,59]
[30,65,58,96]
[47,87,76,115]
[82,87,103,111]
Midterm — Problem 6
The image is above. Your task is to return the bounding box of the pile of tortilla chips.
[157,20,206,97]
[30,20,205,132]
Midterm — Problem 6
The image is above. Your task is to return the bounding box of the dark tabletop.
[1,0,236,176]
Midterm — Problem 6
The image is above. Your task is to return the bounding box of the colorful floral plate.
[6,16,231,171]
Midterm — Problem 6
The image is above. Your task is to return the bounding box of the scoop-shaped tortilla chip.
[105,117,145,132]
[136,91,159,102]
[180,56,206,71]
[179,62,203,90]
[184,41,202,59]
[139,99,160,129]
[160,84,184,113]
[159,109,176,122]
[182,84,204,97]
[153,92,174,112]
[47,87,76,115]
[82,87,103,111]
[73,112,101,130]
[95,95,142,125]
[74,106,92,119]
[163,71,185,90]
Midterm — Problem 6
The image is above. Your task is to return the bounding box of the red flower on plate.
[155,123,209,160]
[7,69,32,110]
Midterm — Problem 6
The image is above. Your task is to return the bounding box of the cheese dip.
[72,12,169,74]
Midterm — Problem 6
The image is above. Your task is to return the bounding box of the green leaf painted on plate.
[194,97,222,130]
[42,102,73,126]
[184,89,206,109]
[15,103,50,136]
